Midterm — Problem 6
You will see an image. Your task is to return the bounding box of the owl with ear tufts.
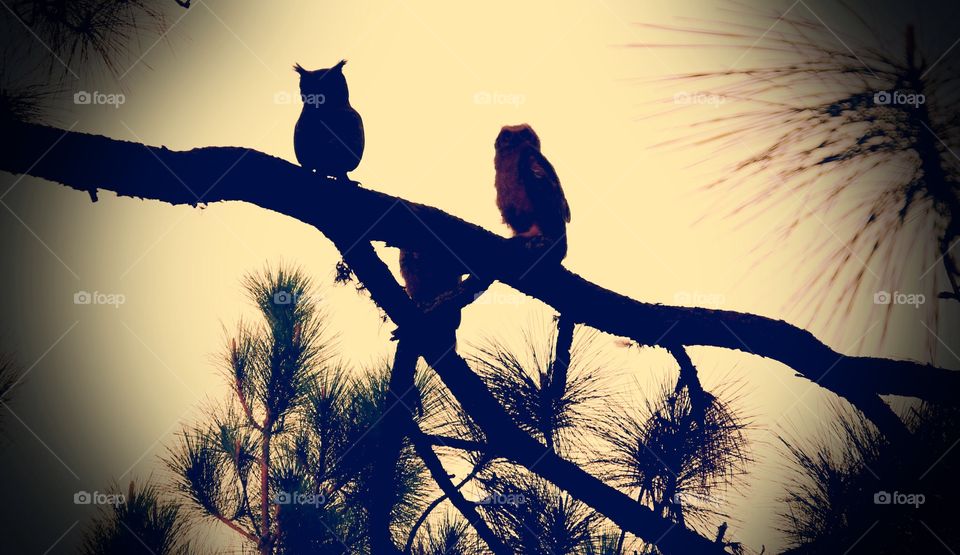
[293,60,365,183]
[494,124,571,259]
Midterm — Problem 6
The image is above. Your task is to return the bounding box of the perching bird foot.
[336,174,361,187]
[523,234,551,251]
[292,60,366,188]
[510,234,568,265]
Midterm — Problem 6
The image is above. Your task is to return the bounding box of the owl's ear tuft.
[333,59,347,72]
[293,63,307,75]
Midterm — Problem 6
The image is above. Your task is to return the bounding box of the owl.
[399,248,463,342]
[494,124,571,257]
[293,60,365,183]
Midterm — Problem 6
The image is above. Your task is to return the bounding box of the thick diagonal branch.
[2,123,956,412]
[329,241,722,554]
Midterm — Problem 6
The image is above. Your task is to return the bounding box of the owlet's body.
[293,61,364,182]
[494,124,571,257]
[399,249,463,338]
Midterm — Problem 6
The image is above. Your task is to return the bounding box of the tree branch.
[408,427,509,555]
[548,314,575,408]
[370,337,420,555]
[403,446,488,555]
[1,121,953,409]
[214,514,258,545]
[320,238,722,554]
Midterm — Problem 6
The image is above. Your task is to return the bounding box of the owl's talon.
[335,174,361,187]
[527,235,549,250]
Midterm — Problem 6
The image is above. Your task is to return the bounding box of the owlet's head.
[495,123,541,152]
[293,60,349,106]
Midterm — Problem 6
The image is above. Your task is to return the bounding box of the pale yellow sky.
[1,1,957,552]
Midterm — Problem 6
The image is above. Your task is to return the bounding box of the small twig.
[939,236,960,304]
[840,387,913,445]
[548,314,575,405]
[665,344,710,424]
[258,412,273,555]
[239,477,260,538]
[714,521,728,544]
[403,453,489,554]
[214,514,258,544]
[408,427,511,555]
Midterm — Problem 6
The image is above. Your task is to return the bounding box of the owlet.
[493,123,571,258]
[398,248,463,345]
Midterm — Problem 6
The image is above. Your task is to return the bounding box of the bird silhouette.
[493,123,571,258]
[293,60,364,183]
[398,248,463,343]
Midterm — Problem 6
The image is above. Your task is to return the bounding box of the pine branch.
[403,448,487,554]
[325,240,722,554]
[0,121,952,409]
[408,426,509,555]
